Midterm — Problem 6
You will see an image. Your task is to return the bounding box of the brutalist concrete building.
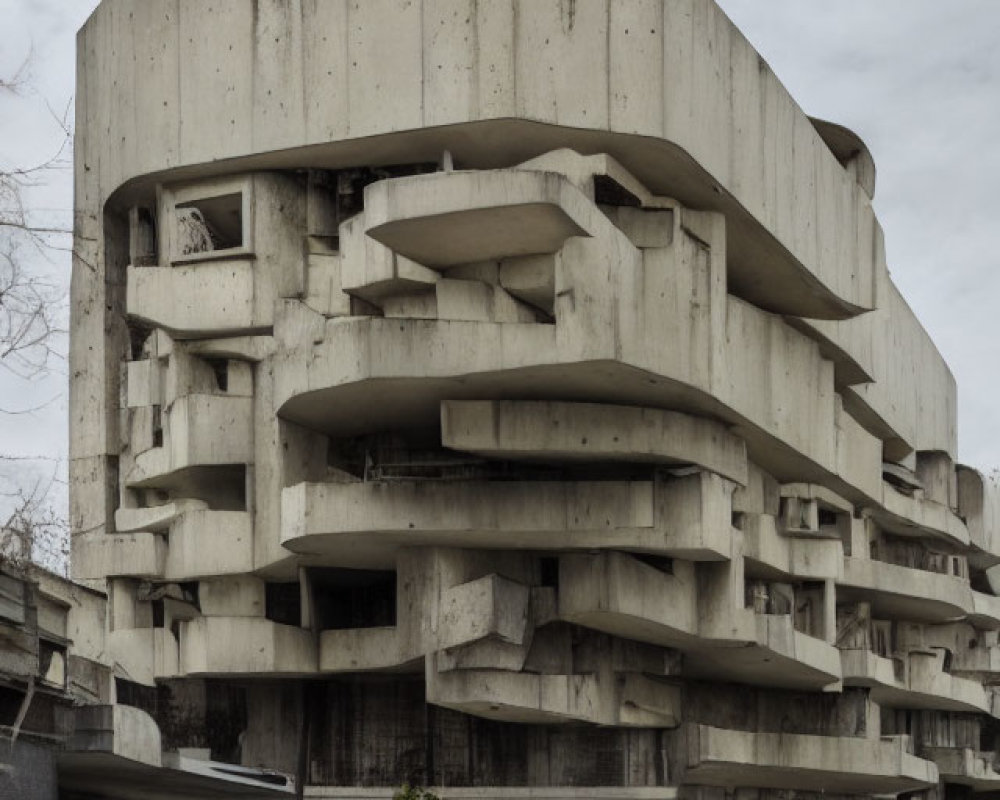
[63,1,1000,798]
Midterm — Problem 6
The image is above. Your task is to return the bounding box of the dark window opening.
[178,581,200,608]
[152,599,165,628]
[633,553,674,575]
[593,175,641,207]
[818,508,839,527]
[176,193,243,254]
[127,322,152,361]
[151,406,164,448]
[130,206,158,266]
[539,557,559,590]
[205,358,229,392]
[265,582,302,627]
[116,677,158,719]
[311,568,396,630]
[38,640,67,688]
[971,568,992,594]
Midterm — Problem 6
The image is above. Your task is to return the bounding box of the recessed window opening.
[206,358,229,392]
[310,568,396,631]
[175,192,243,255]
[152,406,163,448]
[818,508,838,527]
[265,582,302,627]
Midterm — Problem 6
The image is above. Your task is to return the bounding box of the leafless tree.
[0,59,72,575]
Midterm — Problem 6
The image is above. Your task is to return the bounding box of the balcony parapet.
[840,557,971,624]
[125,394,253,488]
[303,790,677,800]
[281,475,734,562]
[126,260,268,338]
[440,400,748,486]
[682,725,937,793]
[742,514,843,581]
[840,649,992,716]
[873,483,970,549]
[921,747,1000,790]
[73,531,165,581]
[559,552,839,691]
[179,617,316,676]
[425,665,680,729]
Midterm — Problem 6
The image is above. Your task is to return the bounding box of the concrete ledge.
[179,617,317,676]
[363,170,592,268]
[684,614,841,692]
[922,746,1000,790]
[126,261,267,338]
[164,510,253,581]
[127,395,253,487]
[840,557,972,624]
[304,789,677,800]
[427,668,602,726]
[841,649,992,716]
[73,531,165,581]
[319,627,408,673]
[558,553,699,647]
[684,725,937,793]
[441,400,747,485]
[876,484,970,548]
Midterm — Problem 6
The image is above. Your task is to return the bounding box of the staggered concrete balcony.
[958,466,1000,566]
[921,747,1000,790]
[686,612,841,692]
[73,531,167,581]
[178,616,317,677]
[301,791,677,800]
[73,509,252,583]
[681,725,938,793]
[440,401,748,486]
[125,173,306,338]
[273,164,887,505]
[105,627,182,685]
[840,648,996,716]
[558,552,840,691]
[321,573,534,674]
[874,483,971,549]
[949,637,1000,682]
[281,471,735,564]
[127,260,262,338]
[426,664,680,729]
[319,626,407,673]
[741,513,843,582]
[839,556,975,624]
[125,394,253,489]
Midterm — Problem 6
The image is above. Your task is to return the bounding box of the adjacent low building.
[61,1,1000,798]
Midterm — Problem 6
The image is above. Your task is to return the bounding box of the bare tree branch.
[0,58,72,575]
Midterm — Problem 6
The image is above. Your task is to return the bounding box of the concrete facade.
[65,1,1000,798]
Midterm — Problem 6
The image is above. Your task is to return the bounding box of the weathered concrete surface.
[67,0,1000,797]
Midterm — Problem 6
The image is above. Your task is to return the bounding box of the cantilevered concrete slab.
[440,401,747,485]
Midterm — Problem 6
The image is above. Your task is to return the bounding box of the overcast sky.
[0,0,997,539]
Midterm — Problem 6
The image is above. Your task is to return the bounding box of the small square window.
[175,192,244,256]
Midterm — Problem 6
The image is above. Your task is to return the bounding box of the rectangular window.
[175,192,244,256]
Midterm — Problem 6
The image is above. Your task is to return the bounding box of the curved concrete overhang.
[80,0,883,320]
[809,117,877,200]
